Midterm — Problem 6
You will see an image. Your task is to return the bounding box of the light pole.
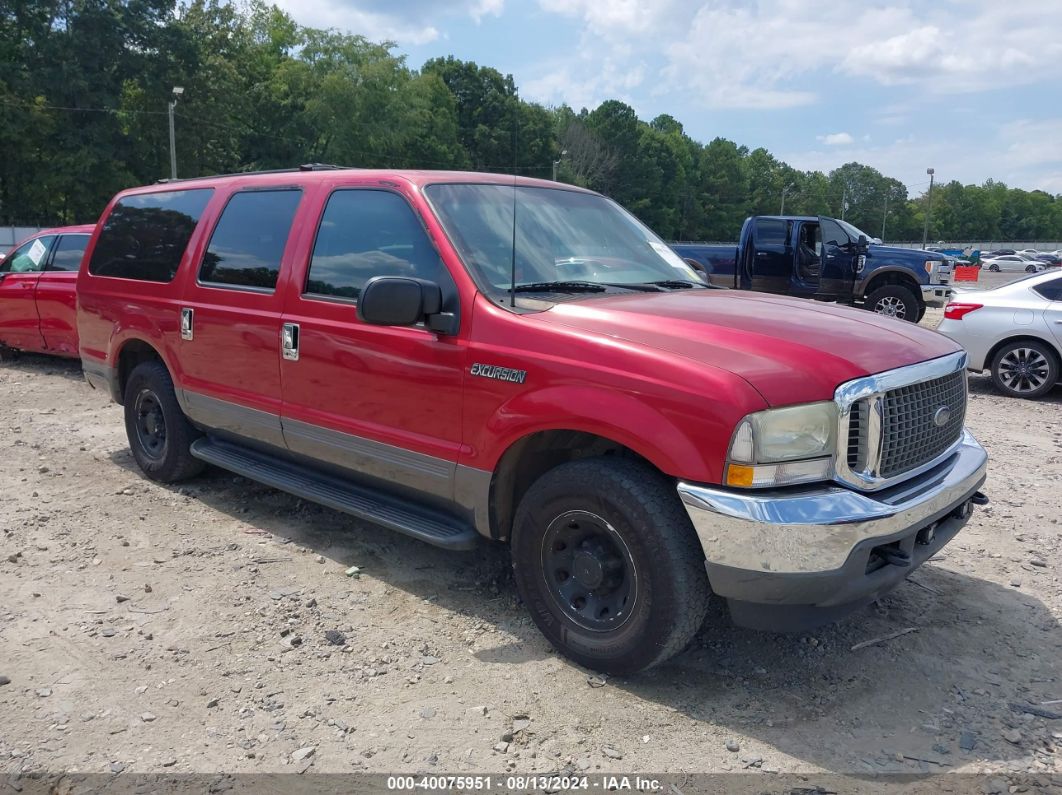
[921,167,935,250]
[780,183,795,215]
[552,149,568,182]
[168,86,184,180]
[881,194,888,241]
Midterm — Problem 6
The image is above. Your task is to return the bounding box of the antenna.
[509,99,519,307]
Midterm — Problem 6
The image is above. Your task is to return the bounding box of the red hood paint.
[531,290,961,406]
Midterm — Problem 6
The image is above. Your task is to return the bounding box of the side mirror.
[683,257,709,280]
[357,276,456,334]
[857,234,869,251]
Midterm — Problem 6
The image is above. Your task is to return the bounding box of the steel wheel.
[540,510,637,632]
[874,295,907,319]
[133,388,168,461]
[998,348,1051,393]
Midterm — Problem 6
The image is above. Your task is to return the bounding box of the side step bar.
[190,438,480,551]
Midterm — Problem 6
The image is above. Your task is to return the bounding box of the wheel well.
[489,431,652,541]
[864,272,922,302]
[116,340,164,404]
[984,335,1061,372]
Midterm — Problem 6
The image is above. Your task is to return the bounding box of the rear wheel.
[511,457,710,674]
[123,361,205,482]
[865,284,920,323]
[990,340,1059,399]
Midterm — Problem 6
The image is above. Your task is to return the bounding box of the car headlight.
[924,260,942,275]
[725,402,836,488]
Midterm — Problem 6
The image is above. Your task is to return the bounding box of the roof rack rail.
[155,163,357,184]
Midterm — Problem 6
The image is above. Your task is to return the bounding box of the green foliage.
[2,0,1061,242]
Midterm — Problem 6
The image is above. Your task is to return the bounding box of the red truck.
[76,167,989,673]
[0,225,93,358]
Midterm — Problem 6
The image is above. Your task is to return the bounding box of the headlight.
[924,260,942,275]
[725,402,836,488]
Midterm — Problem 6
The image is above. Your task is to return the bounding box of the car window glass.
[820,218,849,248]
[198,190,302,291]
[88,189,213,282]
[49,234,88,272]
[754,219,788,246]
[0,235,55,273]
[1032,278,1062,301]
[305,190,444,301]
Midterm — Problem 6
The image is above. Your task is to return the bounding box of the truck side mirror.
[357,276,456,334]
[857,234,869,251]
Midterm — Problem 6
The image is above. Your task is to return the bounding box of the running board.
[190,438,479,551]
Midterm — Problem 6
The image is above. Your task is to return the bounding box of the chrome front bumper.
[677,430,987,578]
[921,283,952,305]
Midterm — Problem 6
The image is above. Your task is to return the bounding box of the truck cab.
[674,216,954,322]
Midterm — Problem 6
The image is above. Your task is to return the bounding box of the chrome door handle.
[281,323,300,361]
[180,308,194,341]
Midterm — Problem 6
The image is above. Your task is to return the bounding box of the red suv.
[77,167,988,673]
[0,225,93,358]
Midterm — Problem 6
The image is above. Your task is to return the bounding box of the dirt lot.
[1,308,1060,790]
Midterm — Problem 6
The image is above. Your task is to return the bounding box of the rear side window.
[754,219,789,246]
[1033,278,1062,301]
[50,234,88,272]
[88,189,213,282]
[198,190,302,290]
[305,190,443,300]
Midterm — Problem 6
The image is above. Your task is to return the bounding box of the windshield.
[424,184,702,295]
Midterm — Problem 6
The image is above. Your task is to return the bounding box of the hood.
[531,290,961,406]
[870,244,943,263]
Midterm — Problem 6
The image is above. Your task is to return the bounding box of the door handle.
[281,323,300,361]
[180,308,194,340]
[756,252,769,257]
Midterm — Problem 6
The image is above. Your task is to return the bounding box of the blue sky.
[272,0,1062,196]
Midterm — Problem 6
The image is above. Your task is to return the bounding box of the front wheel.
[991,340,1059,399]
[511,457,710,675]
[1025,265,1038,273]
[865,284,920,323]
[989,264,1000,272]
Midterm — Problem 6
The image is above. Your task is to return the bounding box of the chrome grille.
[878,370,966,477]
[835,352,968,491]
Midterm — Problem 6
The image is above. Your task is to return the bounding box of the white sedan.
[938,271,1062,398]
[981,255,1045,273]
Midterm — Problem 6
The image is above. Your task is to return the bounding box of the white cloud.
[270,0,503,45]
[531,0,1062,110]
[818,132,855,146]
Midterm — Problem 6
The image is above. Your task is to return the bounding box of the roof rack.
[155,163,356,184]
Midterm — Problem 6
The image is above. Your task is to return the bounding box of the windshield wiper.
[643,280,705,289]
[511,281,608,293]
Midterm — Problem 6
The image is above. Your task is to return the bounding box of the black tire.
[511,457,710,675]
[865,284,920,322]
[123,360,205,482]
[990,340,1059,399]
[988,264,1000,272]
[1025,265,1037,273]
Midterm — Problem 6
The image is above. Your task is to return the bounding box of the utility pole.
[168,86,184,180]
[780,183,794,215]
[552,149,567,181]
[881,195,888,240]
[841,186,848,220]
[921,167,935,249]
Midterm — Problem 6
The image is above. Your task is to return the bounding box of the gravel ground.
[1,302,1060,791]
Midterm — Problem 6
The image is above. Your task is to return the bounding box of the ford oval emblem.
[933,406,951,427]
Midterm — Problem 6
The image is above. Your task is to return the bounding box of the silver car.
[938,271,1062,398]
[981,255,1045,273]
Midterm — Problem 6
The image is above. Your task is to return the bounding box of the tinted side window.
[1033,278,1062,301]
[88,189,213,282]
[50,234,89,272]
[754,219,788,246]
[197,190,302,290]
[0,235,55,273]
[820,218,850,248]
[305,190,443,300]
